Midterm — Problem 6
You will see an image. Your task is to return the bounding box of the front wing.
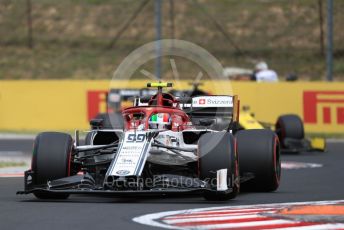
[17,170,234,197]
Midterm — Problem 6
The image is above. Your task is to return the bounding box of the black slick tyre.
[236,129,280,192]
[31,132,73,199]
[275,114,304,147]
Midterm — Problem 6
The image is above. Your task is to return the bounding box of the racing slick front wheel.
[275,114,304,148]
[236,129,280,192]
[198,132,239,201]
[31,132,73,199]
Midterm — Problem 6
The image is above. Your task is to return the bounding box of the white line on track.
[0,134,35,140]
[173,219,296,229]
[163,210,275,220]
[0,173,23,178]
[163,214,265,224]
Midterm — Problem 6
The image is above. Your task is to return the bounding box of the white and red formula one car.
[18,82,281,201]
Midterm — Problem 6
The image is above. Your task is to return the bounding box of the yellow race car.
[239,108,326,153]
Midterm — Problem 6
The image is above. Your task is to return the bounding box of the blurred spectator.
[252,62,279,82]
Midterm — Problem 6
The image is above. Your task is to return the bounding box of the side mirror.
[124,114,131,122]
[90,119,103,129]
[199,118,214,126]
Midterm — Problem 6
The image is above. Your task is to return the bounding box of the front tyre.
[32,132,73,199]
[198,132,239,201]
[236,129,280,192]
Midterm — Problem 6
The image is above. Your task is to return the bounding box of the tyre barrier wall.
[0,80,343,133]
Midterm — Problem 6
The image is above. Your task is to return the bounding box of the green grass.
[0,162,26,168]
[0,0,343,80]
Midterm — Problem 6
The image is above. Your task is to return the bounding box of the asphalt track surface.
[0,139,343,230]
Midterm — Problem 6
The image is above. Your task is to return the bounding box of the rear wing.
[181,95,240,123]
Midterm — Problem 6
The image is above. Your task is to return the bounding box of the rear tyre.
[198,132,239,201]
[32,132,73,199]
[275,114,304,147]
[236,129,280,192]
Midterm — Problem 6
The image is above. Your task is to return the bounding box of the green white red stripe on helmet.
[149,113,171,124]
